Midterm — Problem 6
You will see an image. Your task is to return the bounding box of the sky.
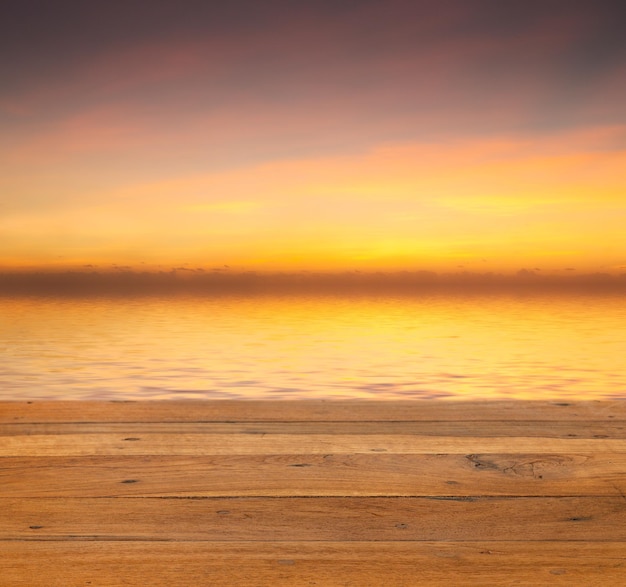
[2,0,626,276]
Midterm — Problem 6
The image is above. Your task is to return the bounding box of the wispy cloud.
[1,1,625,272]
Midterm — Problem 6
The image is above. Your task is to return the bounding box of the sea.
[1,293,625,401]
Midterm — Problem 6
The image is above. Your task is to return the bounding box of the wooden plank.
[2,420,626,437]
[2,454,625,498]
[2,432,625,456]
[3,497,626,541]
[2,400,625,423]
[3,402,625,586]
[1,541,625,586]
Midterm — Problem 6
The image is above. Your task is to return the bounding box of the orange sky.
[2,1,625,275]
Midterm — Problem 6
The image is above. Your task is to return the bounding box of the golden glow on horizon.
[4,295,626,400]
[2,126,625,274]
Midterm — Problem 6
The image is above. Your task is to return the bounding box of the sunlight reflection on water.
[2,293,626,400]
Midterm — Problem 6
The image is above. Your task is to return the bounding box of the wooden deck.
[2,400,626,585]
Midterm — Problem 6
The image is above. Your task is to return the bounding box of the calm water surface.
[1,294,625,400]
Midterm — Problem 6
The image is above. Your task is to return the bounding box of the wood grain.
[2,400,626,586]
[4,496,626,541]
[2,400,624,423]
[2,542,625,587]
[0,541,626,587]
[1,453,625,497]
[2,420,626,437]
[3,432,626,456]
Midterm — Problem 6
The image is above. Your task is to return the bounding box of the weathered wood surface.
[3,542,625,587]
[4,496,626,541]
[1,400,625,586]
[2,453,625,497]
[2,399,625,422]
[3,420,626,436]
[3,432,626,455]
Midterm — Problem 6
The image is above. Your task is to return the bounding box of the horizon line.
[1,268,625,296]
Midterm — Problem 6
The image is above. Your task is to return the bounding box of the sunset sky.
[2,0,625,275]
